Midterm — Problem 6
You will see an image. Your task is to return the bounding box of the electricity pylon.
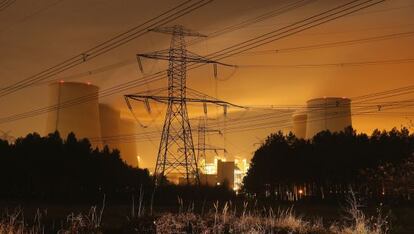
[125,25,242,185]
[195,117,225,168]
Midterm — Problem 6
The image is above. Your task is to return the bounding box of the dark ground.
[0,200,413,233]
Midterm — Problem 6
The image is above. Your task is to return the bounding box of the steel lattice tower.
[125,25,243,185]
[156,26,198,184]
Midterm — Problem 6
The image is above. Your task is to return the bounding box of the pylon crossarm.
[149,25,207,37]
[186,51,236,67]
[138,50,232,66]
[125,94,246,109]
[180,147,225,151]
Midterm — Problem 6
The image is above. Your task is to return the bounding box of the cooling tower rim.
[292,113,307,119]
[292,110,307,118]
[306,97,351,104]
[48,81,99,90]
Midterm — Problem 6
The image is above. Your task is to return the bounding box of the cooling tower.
[99,104,139,167]
[118,118,138,167]
[46,82,101,146]
[99,104,121,151]
[305,97,352,139]
[292,111,307,139]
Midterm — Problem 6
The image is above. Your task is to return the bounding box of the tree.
[242,127,414,200]
[0,131,152,202]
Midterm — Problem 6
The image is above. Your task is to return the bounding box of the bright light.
[137,155,141,166]
[299,189,303,194]
[204,163,216,175]
[233,158,250,192]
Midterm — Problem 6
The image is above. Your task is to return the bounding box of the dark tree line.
[0,131,236,204]
[242,127,414,200]
[0,132,152,202]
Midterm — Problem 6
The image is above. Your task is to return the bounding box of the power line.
[0,0,214,97]
[37,30,414,87]
[92,81,414,143]
[0,0,386,123]
[33,0,314,87]
[188,0,316,46]
[236,31,414,56]
[235,58,414,69]
[0,0,65,34]
[34,59,136,86]
[0,0,16,12]
[35,30,414,89]
[0,0,387,124]
[203,0,386,62]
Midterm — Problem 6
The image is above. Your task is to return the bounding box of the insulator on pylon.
[213,63,218,79]
[136,55,144,73]
[203,102,207,115]
[125,97,133,110]
[144,98,151,114]
[223,105,228,116]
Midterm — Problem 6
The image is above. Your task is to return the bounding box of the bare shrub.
[330,191,390,234]
[0,208,45,234]
[154,202,325,234]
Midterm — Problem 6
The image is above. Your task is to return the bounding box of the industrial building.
[46,81,138,167]
[217,160,235,189]
[305,97,352,138]
[46,81,102,147]
[99,104,121,150]
[99,104,138,167]
[197,157,249,190]
[292,111,307,139]
[291,97,352,139]
[118,118,139,167]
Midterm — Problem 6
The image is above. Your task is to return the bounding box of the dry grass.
[154,196,389,234]
[0,208,44,234]
[58,195,105,234]
[155,202,326,234]
[329,191,389,234]
[0,194,390,234]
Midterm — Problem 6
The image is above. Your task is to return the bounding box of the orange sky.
[1,0,414,169]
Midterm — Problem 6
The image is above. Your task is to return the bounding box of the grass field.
[0,197,412,233]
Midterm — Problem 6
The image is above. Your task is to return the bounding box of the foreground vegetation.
[0,195,392,234]
[0,131,152,201]
[0,129,412,233]
[244,127,414,200]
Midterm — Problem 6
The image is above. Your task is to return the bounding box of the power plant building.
[46,82,101,147]
[217,160,235,189]
[46,82,138,167]
[305,97,352,139]
[118,118,139,167]
[99,104,139,167]
[292,111,307,139]
[99,104,121,151]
